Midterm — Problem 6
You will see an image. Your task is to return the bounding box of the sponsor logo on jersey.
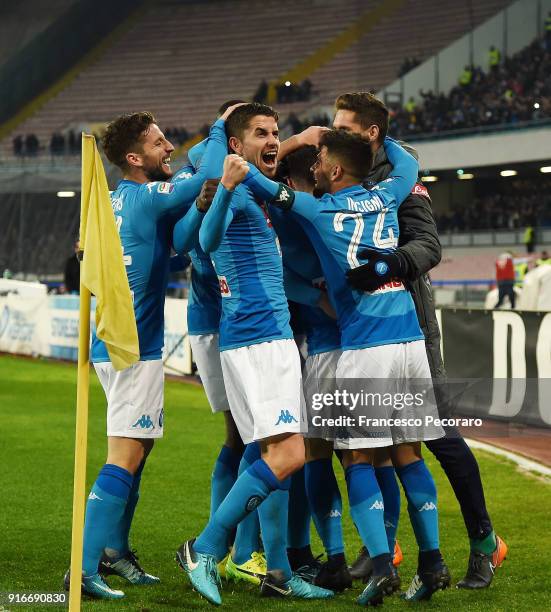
[132,414,154,429]
[218,275,231,297]
[369,500,384,510]
[370,280,405,294]
[412,183,429,199]
[157,182,174,194]
[274,409,298,425]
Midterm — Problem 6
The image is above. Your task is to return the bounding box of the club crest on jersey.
[218,275,231,297]
[157,182,174,194]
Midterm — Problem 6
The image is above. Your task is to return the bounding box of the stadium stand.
[0,195,80,278]
[435,177,551,232]
[0,0,509,157]
[391,35,551,139]
[0,0,77,68]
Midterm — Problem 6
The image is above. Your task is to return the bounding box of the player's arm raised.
[243,163,318,220]
[278,125,329,161]
[199,155,248,253]
[150,114,231,217]
[173,179,220,254]
[376,137,419,207]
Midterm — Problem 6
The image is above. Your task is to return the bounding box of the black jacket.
[365,145,445,381]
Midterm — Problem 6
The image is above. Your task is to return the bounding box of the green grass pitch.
[1,353,550,611]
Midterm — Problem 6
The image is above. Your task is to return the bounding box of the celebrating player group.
[68,92,508,606]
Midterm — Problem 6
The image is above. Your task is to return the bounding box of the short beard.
[144,165,172,182]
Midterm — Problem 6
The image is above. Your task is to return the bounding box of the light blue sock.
[345,463,389,558]
[259,487,292,580]
[105,461,144,558]
[82,464,133,576]
[210,446,241,519]
[306,458,344,555]
[287,467,311,550]
[396,459,439,552]
[194,459,284,561]
[232,443,261,565]
[375,465,401,553]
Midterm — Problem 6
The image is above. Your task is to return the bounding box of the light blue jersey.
[269,205,340,356]
[243,138,424,351]
[91,119,227,363]
[199,183,292,351]
[173,158,221,336]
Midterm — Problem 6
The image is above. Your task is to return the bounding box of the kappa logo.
[274,410,298,426]
[132,414,154,429]
[145,182,158,193]
[88,491,103,501]
[326,509,342,518]
[274,183,294,209]
[157,182,175,194]
[419,501,437,511]
[369,500,385,510]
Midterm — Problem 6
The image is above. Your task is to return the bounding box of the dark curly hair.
[319,129,373,179]
[101,111,156,169]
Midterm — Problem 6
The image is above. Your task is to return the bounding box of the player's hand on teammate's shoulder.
[220,102,247,121]
[197,179,220,212]
[221,154,249,191]
[297,125,330,147]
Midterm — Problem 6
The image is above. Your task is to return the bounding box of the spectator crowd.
[435,178,551,233]
[390,33,551,139]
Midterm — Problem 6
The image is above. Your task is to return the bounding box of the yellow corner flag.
[80,133,139,369]
[68,134,139,610]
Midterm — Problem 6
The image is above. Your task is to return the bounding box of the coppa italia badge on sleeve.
[274,183,294,209]
[157,182,175,194]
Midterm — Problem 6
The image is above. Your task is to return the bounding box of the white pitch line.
[466,438,551,478]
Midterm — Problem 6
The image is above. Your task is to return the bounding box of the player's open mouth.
[162,156,171,167]
[262,151,277,167]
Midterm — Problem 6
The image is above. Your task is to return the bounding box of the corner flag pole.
[68,139,92,611]
[68,278,90,611]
